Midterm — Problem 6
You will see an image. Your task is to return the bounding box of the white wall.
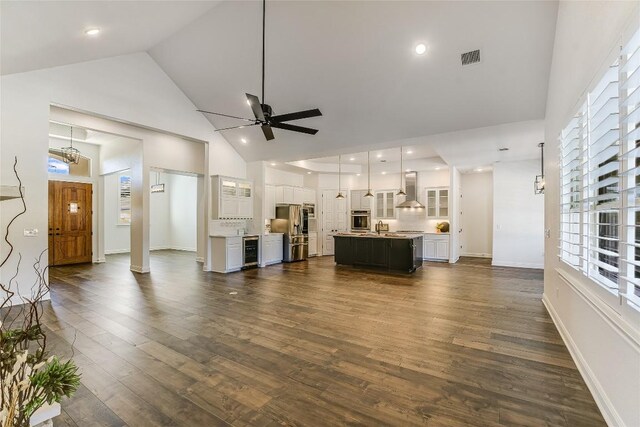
[461,172,493,257]
[265,167,304,187]
[168,174,197,251]
[492,160,543,268]
[543,2,640,426]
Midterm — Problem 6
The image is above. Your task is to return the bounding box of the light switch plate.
[24,228,38,237]
[545,228,551,238]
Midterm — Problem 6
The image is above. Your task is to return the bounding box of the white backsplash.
[210,220,247,236]
[373,209,448,233]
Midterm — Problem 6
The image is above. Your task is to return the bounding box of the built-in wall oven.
[303,203,316,219]
[242,235,259,269]
[351,210,371,231]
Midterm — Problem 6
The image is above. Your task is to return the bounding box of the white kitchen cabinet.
[303,188,316,204]
[425,187,449,219]
[423,233,449,261]
[211,176,253,219]
[308,232,318,256]
[275,186,316,205]
[261,233,283,266]
[211,236,243,273]
[265,185,276,220]
[350,190,372,210]
[374,191,395,219]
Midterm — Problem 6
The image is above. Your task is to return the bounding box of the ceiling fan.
[197,0,322,141]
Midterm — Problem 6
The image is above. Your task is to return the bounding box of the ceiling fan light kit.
[197,0,322,142]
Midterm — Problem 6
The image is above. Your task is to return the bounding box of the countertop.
[334,232,424,239]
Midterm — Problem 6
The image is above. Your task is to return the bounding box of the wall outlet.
[545,228,551,238]
[23,228,38,237]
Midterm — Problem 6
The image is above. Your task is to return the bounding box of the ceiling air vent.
[461,49,481,66]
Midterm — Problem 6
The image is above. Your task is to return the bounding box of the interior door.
[48,181,93,266]
[322,190,336,255]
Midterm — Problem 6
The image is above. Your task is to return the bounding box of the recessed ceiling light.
[381,171,387,175]
[349,157,355,161]
[307,171,312,175]
[356,173,361,176]
[475,168,483,172]
[246,99,251,105]
[85,28,100,36]
[241,138,247,144]
[270,162,276,166]
[405,169,411,172]
[415,43,427,55]
[407,150,413,154]
[376,154,382,158]
[435,167,441,170]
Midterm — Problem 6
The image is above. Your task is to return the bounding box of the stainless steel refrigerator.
[270,204,308,262]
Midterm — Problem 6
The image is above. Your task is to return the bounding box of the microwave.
[303,203,316,218]
[351,210,371,231]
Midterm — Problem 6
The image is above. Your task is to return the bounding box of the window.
[118,171,132,225]
[560,29,640,310]
[47,150,91,177]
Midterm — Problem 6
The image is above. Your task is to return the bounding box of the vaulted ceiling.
[1,1,558,167]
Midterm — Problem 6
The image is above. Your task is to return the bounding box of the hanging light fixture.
[397,147,406,196]
[364,151,374,198]
[151,171,165,193]
[336,155,345,199]
[534,142,545,194]
[61,126,81,164]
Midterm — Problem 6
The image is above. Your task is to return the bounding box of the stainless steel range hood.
[396,171,425,209]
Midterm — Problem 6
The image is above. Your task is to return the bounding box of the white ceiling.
[4,1,556,171]
[0,0,220,75]
[149,0,558,162]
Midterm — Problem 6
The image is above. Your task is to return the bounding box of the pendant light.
[364,151,374,198]
[151,171,165,193]
[61,126,81,164]
[534,142,545,194]
[336,155,345,199]
[397,147,406,196]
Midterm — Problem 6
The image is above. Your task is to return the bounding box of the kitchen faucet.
[376,220,383,235]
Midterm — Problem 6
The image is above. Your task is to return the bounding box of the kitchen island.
[333,233,423,273]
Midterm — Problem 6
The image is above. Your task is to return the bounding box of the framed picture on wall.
[118,171,131,225]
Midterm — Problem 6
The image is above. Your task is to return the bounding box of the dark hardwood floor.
[41,251,605,426]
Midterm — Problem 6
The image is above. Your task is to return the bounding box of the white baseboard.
[104,249,130,255]
[461,252,492,258]
[130,264,150,274]
[492,259,543,269]
[542,295,624,427]
[94,257,106,263]
[168,247,197,252]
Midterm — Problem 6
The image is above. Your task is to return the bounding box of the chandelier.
[61,126,81,164]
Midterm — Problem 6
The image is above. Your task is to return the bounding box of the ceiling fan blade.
[214,123,258,132]
[261,124,275,141]
[197,109,255,122]
[246,93,265,121]
[270,108,322,123]
[270,122,318,135]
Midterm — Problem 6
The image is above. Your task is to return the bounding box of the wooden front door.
[48,181,92,266]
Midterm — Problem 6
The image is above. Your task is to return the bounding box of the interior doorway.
[48,181,93,266]
[149,170,199,260]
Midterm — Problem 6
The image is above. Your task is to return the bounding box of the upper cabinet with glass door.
[211,175,253,219]
[425,187,449,219]
[374,190,395,219]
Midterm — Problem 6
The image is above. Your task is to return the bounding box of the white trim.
[166,246,197,252]
[556,268,640,348]
[492,259,544,269]
[542,294,626,427]
[94,257,106,263]
[461,252,492,258]
[104,249,130,255]
[196,256,204,263]
[129,264,149,273]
